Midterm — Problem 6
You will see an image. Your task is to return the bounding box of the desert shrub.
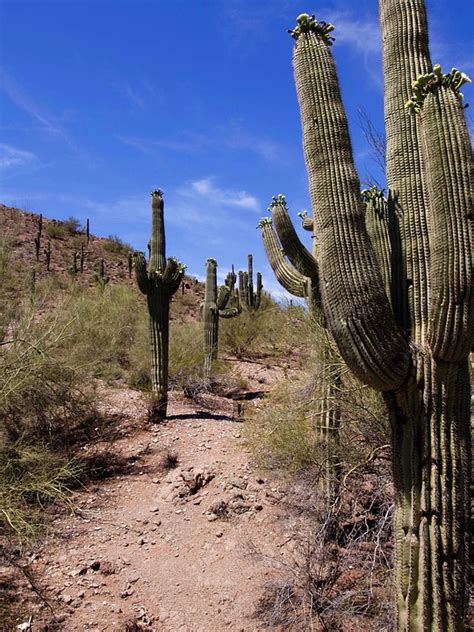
[33,283,147,383]
[103,234,132,255]
[44,216,80,239]
[220,296,307,360]
[0,299,103,540]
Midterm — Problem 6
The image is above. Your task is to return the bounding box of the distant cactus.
[238,255,262,312]
[85,218,90,244]
[34,214,42,262]
[203,258,240,378]
[29,267,36,304]
[127,251,133,279]
[70,251,78,276]
[286,5,473,628]
[94,258,109,290]
[134,190,186,421]
[80,243,85,274]
[44,241,51,272]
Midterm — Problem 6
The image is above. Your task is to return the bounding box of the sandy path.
[24,371,291,632]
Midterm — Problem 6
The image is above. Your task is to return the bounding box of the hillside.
[0,204,203,321]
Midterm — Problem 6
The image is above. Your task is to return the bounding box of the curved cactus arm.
[298,210,314,232]
[218,307,240,319]
[149,189,166,273]
[414,81,473,362]
[216,284,231,310]
[134,252,152,295]
[363,187,393,305]
[292,14,409,391]
[270,194,319,279]
[259,218,309,298]
[162,257,186,294]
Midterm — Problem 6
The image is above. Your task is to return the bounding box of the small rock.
[62,594,73,604]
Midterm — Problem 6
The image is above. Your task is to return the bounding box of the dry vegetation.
[1,206,398,630]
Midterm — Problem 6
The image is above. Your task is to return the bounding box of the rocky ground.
[4,362,303,632]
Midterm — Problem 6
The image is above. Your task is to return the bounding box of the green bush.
[220,295,307,360]
[102,235,133,255]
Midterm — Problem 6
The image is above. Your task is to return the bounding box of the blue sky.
[1,0,473,295]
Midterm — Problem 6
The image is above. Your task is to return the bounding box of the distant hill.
[0,204,203,321]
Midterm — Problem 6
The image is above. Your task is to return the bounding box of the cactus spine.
[134,190,186,421]
[203,259,240,378]
[238,255,262,311]
[289,5,472,629]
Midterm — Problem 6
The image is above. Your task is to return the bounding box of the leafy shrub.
[45,216,80,239]
[220,296,307,360]
[103,235,132,255]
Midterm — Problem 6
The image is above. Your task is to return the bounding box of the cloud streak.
[189,177,260,213]
[0,143,36,169]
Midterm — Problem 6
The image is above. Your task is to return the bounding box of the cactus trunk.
[286,4,472,628]
[386,358,470,630]
[147,284,171,420]
[203,259,219,378]
[203,258,240,378]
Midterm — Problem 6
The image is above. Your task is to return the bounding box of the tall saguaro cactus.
[203,258,240,378]
[135,190,186,421]
[288,5,472,630]
[238,254,263,311]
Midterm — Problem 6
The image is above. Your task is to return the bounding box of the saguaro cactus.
[202,258,240,378]
[34,214,43,262]
[44,241,51,272]
[238,255,263,312]
[134,190,186,421]
[94,258,109,290]
[287,6,472,630]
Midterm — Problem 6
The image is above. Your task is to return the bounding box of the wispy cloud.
[111,77,160,110]
[0,144,36,169]
[117,124,282,163]
[186,177,260,213]
[0,67,91,160]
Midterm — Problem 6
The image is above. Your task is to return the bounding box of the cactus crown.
[361,186,385,203]
[206,257,217,266]
[269,194,287,211]
[288,13,335,45]
[168,256,187,273]
[258,217,273,228]
[405,64,471,113]
[151,189,164,198]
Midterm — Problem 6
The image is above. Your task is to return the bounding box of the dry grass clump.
[220,296,308,362]
[246,315,394,629]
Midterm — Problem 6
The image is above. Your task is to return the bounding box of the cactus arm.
[363,187,393,305]
[292,15,409,391]
[218,307,240,319]
[259,218,309,298]
[416,85,473,362]
[270,195,319,279]
[298,210,314,232]
[149,189,166,273]
[216,285,230,310]
[380,0,432,338]
[134,252,152,295]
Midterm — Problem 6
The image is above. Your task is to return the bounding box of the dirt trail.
[22,363,294,631]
